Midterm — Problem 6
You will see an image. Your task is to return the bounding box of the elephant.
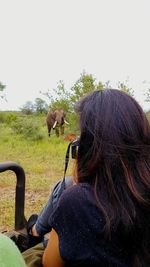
[46,109,69,137]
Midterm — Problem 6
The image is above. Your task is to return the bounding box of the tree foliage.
[19,72,136,119]
[34,98,48,114]
[70,72,96,104]
[145,88,150,102]
[40,72,108,114]
[0,82,6,100]
[40,80,71,112]
[20,101,34,114]
[117,81,134,97]
[20,98,48,114]
[40,72,136,116]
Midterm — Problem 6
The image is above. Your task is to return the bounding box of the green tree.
[0,82,6,100]
[96,80,111,90]
[118,81,134,96]
[145,88,150,102]
[41,72,107,115]
[34,98,48,114]
[70,72,108,111]
[70,71,96,104]
[20,101,34,114]
[41,80,71,112]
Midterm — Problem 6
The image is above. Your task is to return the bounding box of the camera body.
[71,138,79,159]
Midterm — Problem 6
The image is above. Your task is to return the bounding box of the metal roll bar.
[0,161,27,230]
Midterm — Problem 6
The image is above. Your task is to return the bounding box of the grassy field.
[0,115,76,231]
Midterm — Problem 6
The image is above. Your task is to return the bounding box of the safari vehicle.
[0,161,28,252]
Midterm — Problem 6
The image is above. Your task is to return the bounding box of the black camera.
[71,138,79,159]
[63,137,80,179]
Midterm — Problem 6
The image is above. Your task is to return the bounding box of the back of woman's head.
[75,89,150,265]
[76,89,150,178]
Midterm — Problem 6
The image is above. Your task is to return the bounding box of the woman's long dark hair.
[75,89,150,266]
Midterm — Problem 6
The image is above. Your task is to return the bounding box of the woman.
[29,89,150,266]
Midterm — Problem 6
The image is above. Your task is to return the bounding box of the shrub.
[11,117,44,141]
[0,112,18,125]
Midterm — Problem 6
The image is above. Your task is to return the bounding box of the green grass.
[0,121,75,231]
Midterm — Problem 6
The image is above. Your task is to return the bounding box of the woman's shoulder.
[61,183,92,201]
[66,182,91,192]
[56,182,95,213]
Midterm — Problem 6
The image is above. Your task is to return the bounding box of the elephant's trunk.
[53,120,57,129]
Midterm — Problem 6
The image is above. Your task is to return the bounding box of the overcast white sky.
[0,0,150,111]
